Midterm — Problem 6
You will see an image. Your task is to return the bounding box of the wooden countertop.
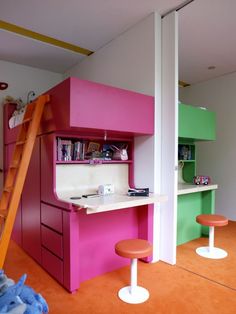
[57,192,167,214]
[178,183,218,195]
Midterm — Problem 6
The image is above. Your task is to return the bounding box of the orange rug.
[177,220,236,290]
[3,240,236,314]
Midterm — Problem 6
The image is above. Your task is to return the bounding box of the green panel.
[201,190,215,235]
[179,103,216,141]
[177,193,202,245]
[182,162,196,183]
[177,190,216,246]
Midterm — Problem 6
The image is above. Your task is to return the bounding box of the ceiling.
[1,0,236,85]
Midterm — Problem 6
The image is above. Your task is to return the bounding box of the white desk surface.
[57,192,167,214]
[178,183,218,195]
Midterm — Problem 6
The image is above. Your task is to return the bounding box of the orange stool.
[115,239,152,304]
[196,214,228,259]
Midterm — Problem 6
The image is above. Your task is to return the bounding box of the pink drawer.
[41,203,62,233]
[41,225,63,258]
[42,247,63,284]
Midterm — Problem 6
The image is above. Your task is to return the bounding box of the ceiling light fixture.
[208,66,216,70]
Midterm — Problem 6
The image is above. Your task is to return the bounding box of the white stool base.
[196,246,227,259]
[118,286,149,304]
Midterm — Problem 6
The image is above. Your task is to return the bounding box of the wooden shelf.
[56,160,133,165]
[178,159,196,163]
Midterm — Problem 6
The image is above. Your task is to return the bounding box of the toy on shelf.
[0,270,49,314]
[193,175,211,185]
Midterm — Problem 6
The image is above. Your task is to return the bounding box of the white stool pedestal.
[118,258,150,304]
[196,226,227,259]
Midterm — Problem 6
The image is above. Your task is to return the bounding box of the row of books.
[57,137,129,161]
[57,138,87,161]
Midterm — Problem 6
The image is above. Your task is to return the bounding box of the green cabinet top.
[179,103,216,141]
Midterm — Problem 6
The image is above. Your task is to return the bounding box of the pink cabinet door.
[21,137,41,263]
[70,78,154,135]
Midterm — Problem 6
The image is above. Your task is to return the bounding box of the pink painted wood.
[41,225,63,258]
[43,77,154,136]
[3,77,155,293]
[21,138,41,264]
[41,203,63,233]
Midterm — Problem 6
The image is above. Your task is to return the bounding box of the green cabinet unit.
[179,103,216,141]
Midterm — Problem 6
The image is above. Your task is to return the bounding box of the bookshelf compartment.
[178,144,195,161]
[56,136,132,164]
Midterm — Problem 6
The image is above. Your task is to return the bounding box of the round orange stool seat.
[196,214,228,259]
[115,239,152,259]
[115,239,153,304]
[196,214,228,227]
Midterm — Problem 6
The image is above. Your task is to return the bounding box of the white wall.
[64,15,155,96]
[65,13,169,260]
[179,72,236,220]
[0,60,62,189]
[65,14,156,191]
[64,13,178,264]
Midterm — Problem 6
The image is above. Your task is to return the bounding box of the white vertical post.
[152,12,162,263]
[160,11,178,264]
[209,226,215,251]
[130,258,137,294]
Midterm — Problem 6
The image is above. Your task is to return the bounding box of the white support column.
[152,11,162,263]
[159,11,179,264]
[130,258,137,294]
[209,226,214,251]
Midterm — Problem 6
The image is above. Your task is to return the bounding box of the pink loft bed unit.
[4,77,165,292]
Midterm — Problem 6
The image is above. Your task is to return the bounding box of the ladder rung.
[4,186,13,193]
[16,140,26,146]
[10,162,19,169]
[0,209,7,219]
[22,117,32,124]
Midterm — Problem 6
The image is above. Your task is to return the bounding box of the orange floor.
[3,222,236,314]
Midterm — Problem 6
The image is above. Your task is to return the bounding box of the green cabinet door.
[179,103,216,140]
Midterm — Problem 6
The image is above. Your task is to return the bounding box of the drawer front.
[41,203,62,233]
[42,247,63,284]
[41,225,63,258]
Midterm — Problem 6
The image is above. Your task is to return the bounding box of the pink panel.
[42,247,63,284]
[63,211,80,292]
[21,138,41,263]
[70,77,154,135]
[62,204,153,292]
[74,208,139,286]
[3,103,20,145]
[41,203,63,233]
[41,134,71,210]
[4,143,22,245]
[41,225,63,258]
[41,78,70,133]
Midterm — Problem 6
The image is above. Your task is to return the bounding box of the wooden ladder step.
[4,187,13,193]
[22,117,32,124]
[16,140,26,146]
[10,162,19,169]
[0,210,7,219]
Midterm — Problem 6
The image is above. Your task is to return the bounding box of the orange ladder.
[0,94,50,268]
